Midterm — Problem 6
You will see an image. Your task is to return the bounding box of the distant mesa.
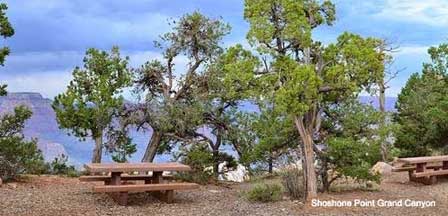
[4,92,44,100]
[0,92,71,163]
[0,92,398,166]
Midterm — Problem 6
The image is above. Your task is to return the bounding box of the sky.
[1,0,448,98]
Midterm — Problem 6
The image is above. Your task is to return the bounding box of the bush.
[280,168,304,200]
[244,182,283,202]
[48,154,79,177]
[0,106,47,180]
[177,144,213,184]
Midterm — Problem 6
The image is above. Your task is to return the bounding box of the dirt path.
[0,172,447,216]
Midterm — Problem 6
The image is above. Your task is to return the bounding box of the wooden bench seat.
[94,183,199,205]
[93,182,199,193]
[79,175,174,182]
[392,165,442,172]
[413,169,448,178]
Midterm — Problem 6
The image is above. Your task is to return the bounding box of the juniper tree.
[133,12,230,162]
[241,0,386,200]
[0,3,14,95]
[0,106,46,180]
[395,44,448,156]
[53,47,132,163]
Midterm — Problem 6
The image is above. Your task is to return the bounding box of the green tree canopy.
[395,44,448,156]
[0,106,46,180]
[0,3,15,95]
[132,12,230,162]
[238,0,386,200]
[52,46,132,163]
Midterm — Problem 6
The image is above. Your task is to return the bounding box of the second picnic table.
[396,155,448,185]
[80,162,199,205]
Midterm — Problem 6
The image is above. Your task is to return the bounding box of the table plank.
[397,155,448,164]
[84,162,192,173]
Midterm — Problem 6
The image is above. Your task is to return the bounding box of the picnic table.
[80,162,199,205]
[395,155,448,185]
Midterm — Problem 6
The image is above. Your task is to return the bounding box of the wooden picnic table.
[396,155,448,185]
[81,162,199,205]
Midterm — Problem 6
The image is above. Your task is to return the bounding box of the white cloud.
[0,70,73,99]
[395,45,430,56]
[374,0,448,26]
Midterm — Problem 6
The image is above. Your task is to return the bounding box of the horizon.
[0,0,447,98]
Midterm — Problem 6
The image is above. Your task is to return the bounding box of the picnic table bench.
[80,162,199,205]
[394,155,448,185]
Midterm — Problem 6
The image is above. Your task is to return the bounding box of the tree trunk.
[379,83,388,161]
[268,155,273,174]
[212,148,219,178]
[212,130,222,178]
[142,130,162,162]
[320,155,330,192]
[294,116,318,201]
[92,133,103,163]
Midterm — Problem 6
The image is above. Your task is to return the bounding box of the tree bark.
[212,130,222,178]
[92,133,103,163]
[294,116,318,201]
[212,148,219,178]
[379,82,388,161]
[142,130,162,162]
[268,155,273,174]
[320,155,330,192]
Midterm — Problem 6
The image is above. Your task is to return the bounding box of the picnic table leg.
[110,172,128,205]
[150,171,174,203]
[414,163,436,185]
[443,161,448,170]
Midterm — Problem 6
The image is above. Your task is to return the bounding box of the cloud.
[395,45,430,56]
[374,0,448,26]
[0,70,73,99]
[0,49,191,98]
[4,0,170,53]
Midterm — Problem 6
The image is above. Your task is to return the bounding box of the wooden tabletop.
[84,162,192,173]
[397,155,448,164]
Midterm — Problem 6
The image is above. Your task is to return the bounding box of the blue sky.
[1,0,447,98]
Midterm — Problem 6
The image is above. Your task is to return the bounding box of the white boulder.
[371,162,392,175]
[218,164,250,182]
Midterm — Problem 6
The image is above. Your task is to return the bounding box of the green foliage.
[176,144,214,184]
[53,46,132,162]
[395,44,448,157]
[243,182,283,202]
[0,3,14,95]
[322,100,383,184]
[244,0,335,54]
[132,12,230,162]
[280,168,304,200]
[327,137,381,182]
[235,107,297,170]
[181,144,214,172]
[53,46,131,139]
[48,154,79,177]
[0,106,47,180]
[105,121,137,163]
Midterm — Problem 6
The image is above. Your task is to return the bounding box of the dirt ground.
[0,172,447,216]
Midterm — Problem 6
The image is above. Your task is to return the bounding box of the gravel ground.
[0,172,447,216]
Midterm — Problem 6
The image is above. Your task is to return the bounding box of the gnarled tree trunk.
[92,134,103,163]
[294,115,318,201]
[142,130,162,162]
[379,82,388,161]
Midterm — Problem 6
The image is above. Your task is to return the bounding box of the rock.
[218,161,228,173]
[371,162,392,175]
[7,183,17,189]
[218,164,250,182]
